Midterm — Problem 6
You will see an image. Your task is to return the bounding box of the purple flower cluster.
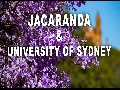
[1,56,71,88]
[0,1,99,88]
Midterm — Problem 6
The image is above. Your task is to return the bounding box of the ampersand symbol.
[56,30,62,42]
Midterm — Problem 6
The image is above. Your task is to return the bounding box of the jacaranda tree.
[0,1,99,88]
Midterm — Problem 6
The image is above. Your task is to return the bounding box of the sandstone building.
[82,13,101,46]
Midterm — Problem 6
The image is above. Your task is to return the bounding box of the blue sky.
[69,1,120,50]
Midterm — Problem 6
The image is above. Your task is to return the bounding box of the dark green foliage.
[58,28,120,88]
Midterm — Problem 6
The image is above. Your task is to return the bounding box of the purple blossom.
[81,38,87,43]
[0,1,99,88]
